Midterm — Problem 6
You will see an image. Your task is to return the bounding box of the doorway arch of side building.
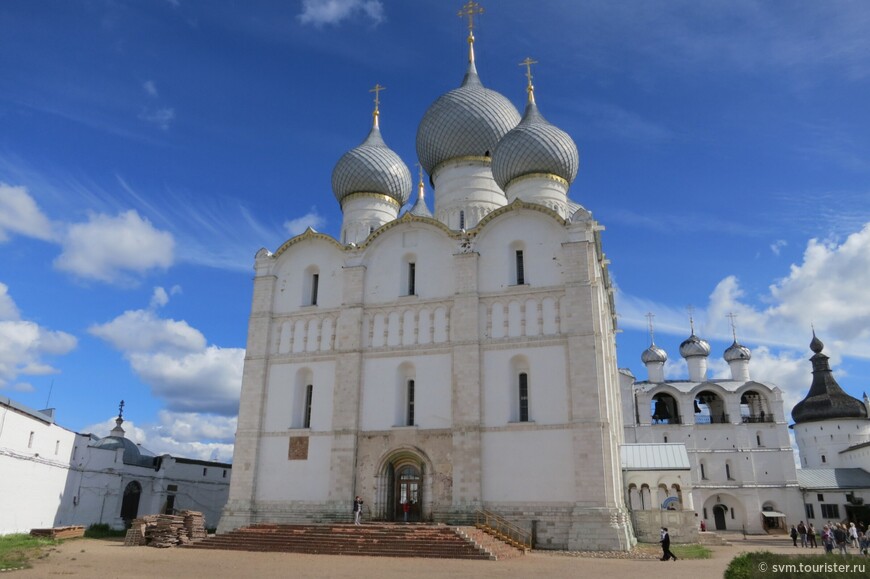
[701,493,745,531]
[373,446,433,522]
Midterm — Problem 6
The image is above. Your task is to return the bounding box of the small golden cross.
[369,83,386,112]
[727,312,738,340]
[458,1,484,34]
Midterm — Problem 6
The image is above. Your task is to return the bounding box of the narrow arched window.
[459,210,465,230]
[518,372,529,422]
[725,461,733,480]
[515,250,525,285]
[700,461,707,480]
[406,379,415,426]
[303,384,313,428]
[408,262,416,296]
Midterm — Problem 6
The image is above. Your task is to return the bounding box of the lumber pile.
[30,526,85,540]
[123,511,208,548]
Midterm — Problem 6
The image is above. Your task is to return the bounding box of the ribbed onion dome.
[724,340,752,362]
[332,121,412,206]
[416,60,520,175]
[641,343,668,364]
[491,98,579,190]
[679,333,711,358]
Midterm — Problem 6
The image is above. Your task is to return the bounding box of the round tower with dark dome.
[792,333,870,468]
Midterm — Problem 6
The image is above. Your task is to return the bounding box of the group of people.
[351,496,414,525]
[790,520,870,555]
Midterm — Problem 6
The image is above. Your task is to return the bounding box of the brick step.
[187,524,493,560]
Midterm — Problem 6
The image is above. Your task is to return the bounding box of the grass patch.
[635,542,712,559]
[84,523,126,539]
[725,551,868,579]
[0,534,59,571]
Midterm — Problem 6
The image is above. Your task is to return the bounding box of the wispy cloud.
[298,0,384,27]
[143,80,159,98]
[138,107,175,130]
[284,208,326,236]
[770,239,787,256]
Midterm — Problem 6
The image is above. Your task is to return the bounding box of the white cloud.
[82,411,236,462]
[298,0,384,27]
[149,285,181,309]
[0,283,20,320]
[143,80,159,98]
[54,210,175,284]
[0,183,56,242]
[284,208,326,236]
[0,283,77,388]
[770,239,787,256]
[90,308,244,416]
[138,107,175,130]
[8,382,35,393]
[620,222,870,359]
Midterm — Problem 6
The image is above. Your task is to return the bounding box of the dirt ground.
[13,535,847,579]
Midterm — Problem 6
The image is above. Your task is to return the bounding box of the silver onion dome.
[491,99,579,190]
[724,340,752,362]
[416,61,520,176]
[332,122,412,206]
[679,333,711,358]
[641,343,668,364]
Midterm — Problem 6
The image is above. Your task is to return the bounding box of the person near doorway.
[790,524,798,547]
[403,500,411,523]
[659,527,677,561]
[353,496,363,526]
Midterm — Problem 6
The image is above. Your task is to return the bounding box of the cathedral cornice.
[273,226,344,258]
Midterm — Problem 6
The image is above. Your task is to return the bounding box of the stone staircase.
[698,531,732,546]
[186,523,495,559]
[455,526,526,560]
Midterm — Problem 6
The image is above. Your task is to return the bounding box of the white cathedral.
[218,14,633,551]
[218,7,870,551]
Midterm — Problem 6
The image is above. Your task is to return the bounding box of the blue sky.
[2,1,869,461]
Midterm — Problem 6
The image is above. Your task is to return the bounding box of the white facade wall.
[794,419,870,469]
[623,378,803,533]
[222,203,633,550]
[0,403,80,534]
[1,397,230,534]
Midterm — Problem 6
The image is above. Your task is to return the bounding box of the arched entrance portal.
[713,504,728,531]
[376,448,430,522]
[395,465,422,522]
[120,481,142,522]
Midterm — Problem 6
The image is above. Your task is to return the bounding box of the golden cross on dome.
[727,312,738,341]
[458,1,484,35]
[519,56,538,101]
[369,83,386,114]
[646,312,656,343]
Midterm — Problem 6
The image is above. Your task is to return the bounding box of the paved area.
[14,534,867,578]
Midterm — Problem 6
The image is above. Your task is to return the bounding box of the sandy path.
[14,535,837,579]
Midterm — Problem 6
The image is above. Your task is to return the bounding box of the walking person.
[849,522,859,548]
[659,527,677,561]
[798,521,808,547]
[353,495,363,526]
[834,524,849,556]
[790,524,798,547]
